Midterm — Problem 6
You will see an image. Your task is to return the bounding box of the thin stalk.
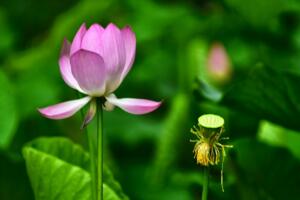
[97,100,103,200]
[77,92,96,200]
[88,126,97,200]
[202,167,209,200]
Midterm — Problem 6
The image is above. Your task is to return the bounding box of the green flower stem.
[77,92,96,200]
[96,100,103,200]
[202,166,209,200]
[88,127,97,200]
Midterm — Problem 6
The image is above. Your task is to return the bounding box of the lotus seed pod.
[198,114,224,129]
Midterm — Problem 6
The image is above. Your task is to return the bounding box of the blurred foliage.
[234,138,300,199]
[222,65,300,131]
[0,70,17,149]
[0,0,300,199]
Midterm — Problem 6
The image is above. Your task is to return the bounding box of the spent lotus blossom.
[38,23,161,124]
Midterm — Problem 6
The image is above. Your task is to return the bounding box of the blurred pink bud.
[39,23,161,120]
[207,43,232,84]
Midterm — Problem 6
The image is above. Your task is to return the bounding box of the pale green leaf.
[23,146,92,200]
[23,137,125,200]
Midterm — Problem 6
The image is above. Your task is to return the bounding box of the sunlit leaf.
[23,146,92,200]
[23,137,126,200]
[258,121,300,160]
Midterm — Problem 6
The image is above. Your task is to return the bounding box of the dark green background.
[0,0,300,199]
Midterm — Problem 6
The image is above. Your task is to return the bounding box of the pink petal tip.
[106,95,161,115]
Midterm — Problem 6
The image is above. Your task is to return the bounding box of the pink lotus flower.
[39,23,161,122]
[207,42,232,84]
